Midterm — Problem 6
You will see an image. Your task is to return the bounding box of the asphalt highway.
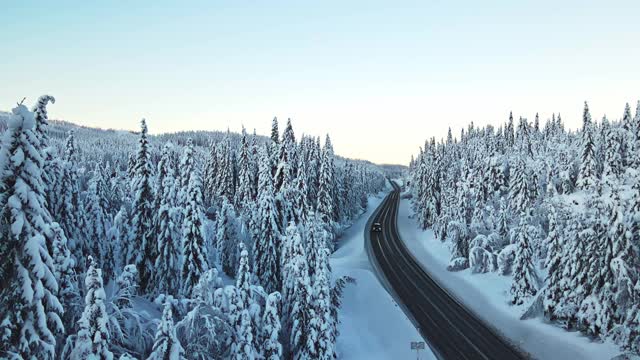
[367,182,527,360]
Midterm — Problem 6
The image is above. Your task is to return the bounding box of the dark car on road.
[372,222,383,232]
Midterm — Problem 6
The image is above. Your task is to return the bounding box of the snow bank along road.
[367,182,527,360]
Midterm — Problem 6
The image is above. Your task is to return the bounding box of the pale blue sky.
[1,1,639,164]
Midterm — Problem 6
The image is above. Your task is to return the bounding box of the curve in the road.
[366,182,528,360]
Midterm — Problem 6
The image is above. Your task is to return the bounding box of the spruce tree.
[542,207,562,268]
[577,102,598,190]
[561,217,592,327]
[181,170,209,297]
[51,223,81,341]
[622,102,634,166]
[111,206,132,277]
[506,111,515,147]
[270,117,280,145]
[254,146,282,294]
[154,166,181,296]
[31,95,57,207]
[261,292,282,360]
[288,255,314,360]
[115,264,138,309]
[508,158,530,213]
[232,309,258,360]
[71,257,113,360]
[217,197,240,277]
[316,142,334,229]
[603,127,623,181]
[128,119,156,293]
[311,248,334,360]
[236,242,253,310]
[203,141,219,207]
[305,212,327,280]
[633,100,640,168]
[178,138,195,209]
[55,131,85,272]
[0,104,64,359]
[510,212,539,305]
[216,131,236,202]
[86,163,114,279]
[291,156,310,225]
[148,302,185,360]
[274,118,297,194]
[235,127,255,214]
[154,142,176,214]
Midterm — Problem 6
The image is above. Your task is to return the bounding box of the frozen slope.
[396,198,622,360]
[331,192,435,360]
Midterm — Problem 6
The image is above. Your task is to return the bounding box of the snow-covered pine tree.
[55,131,85,272]
[508,158,530,213]
[602,125,623,182]
[271,117,280,145]
[325,136,341,223]
[127,153,137,181]
[632,100,640,167]
[510,212,539,305]
[288,255,314,360]
[274,118,297,194]
[50,223,82,343]
[542,206,562,269]
[305,137,321,207]
[128,119,156,293]
[111,205,132,277]
[216,131,236,203]
[31,94,54,152]
[217,197,240,277]
[115,264,139,309]
[154,142,176,215]
[203,141,219,207]
[496,197,510,246]
[71,256,113,360]
[178,138,195,208]
[235,126,255,214]
[250,129,260,201]
[577,102,598,190]
[281,153,311,227]
[148,302,185,360]
[253,146,282,294]
[316,139,335,232]
[304,212,323,280]
[560,216,592,328]
[622,102,634,167]
[589,192,638,336]
[154,163,181,296]
[181,169,209,297]
[506,111,515,147]
[31,95,57,205]
[86,162,114,279]
[231,309,258,360]
[311,248,334,360]
[0,104,64,359]
[261,292,282,360]
[576,193,620,336]
[236,242,253,310]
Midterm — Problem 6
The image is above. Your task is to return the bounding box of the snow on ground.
[396,198,622,360]
[331,189,435,360]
